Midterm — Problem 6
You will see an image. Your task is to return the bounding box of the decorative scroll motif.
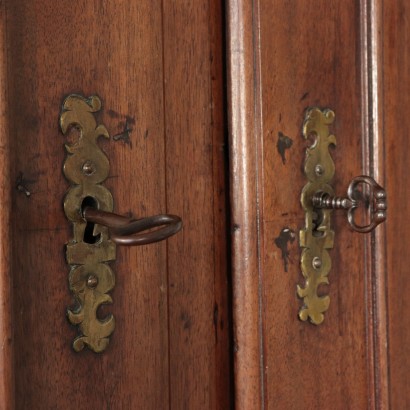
[60,95,116,352]
[297,108,336,325]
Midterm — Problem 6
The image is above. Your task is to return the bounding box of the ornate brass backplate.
[297,108,387,324]
[297,108,336,325]
[60,94,116,352]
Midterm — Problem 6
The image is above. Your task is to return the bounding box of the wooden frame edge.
[226,1,263,408]
[0,3,14,408]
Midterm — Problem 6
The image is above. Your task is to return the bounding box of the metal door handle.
[297,108,387,325]
[83,207,182,246]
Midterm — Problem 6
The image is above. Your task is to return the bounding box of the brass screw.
[315,164,324,176]
[312,257,322,269]
[87,275,99,288]
[82,161,96,176]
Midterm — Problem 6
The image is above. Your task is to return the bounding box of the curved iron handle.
[83,207,182,246]
[312,175,387,233]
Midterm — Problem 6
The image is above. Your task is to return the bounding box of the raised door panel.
[227,0,408,408]
[0,1,231,409]
[259,3,370,409]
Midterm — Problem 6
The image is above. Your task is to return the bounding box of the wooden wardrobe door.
[0,1,231,409]
[227,1,409,409]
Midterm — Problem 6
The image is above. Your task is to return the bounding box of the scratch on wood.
[213,303,219,343]
[300,91,309,101]
[277,131,293,164]
[180,311,192,330]
[113,120,132,147]
[274,227,295,272]
[125,115,136,125]
[16,172,34,197]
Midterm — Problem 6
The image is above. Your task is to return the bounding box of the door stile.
[226,0,264,409]
[383,0,410,407]
[0,3,14,408]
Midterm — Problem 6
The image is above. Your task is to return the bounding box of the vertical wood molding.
[4,1,231,407]
[0,3,14,408]
[226,1,263,408]
[382,0,410,408]
[360,1,390,408]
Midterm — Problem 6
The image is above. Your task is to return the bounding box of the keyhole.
[81,196,101,244]
[312,209,325,237]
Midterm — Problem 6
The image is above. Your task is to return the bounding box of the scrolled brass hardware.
[298,108,387,325]
[60,94,182,352]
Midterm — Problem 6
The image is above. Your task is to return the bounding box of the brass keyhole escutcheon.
[60,94,182,353]
[298,108,387,325]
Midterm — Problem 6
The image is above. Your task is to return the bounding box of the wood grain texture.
[5,0,230,408]
[163,0,231,409]
[0,2,14,408]
[226,0,263,409]
[259,2,371,408]
[383,0,410,408]
[226,0,395,408]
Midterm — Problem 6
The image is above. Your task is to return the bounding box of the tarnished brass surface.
[60,94,116,352]
[298,109,387,325]
[298,108,336,325]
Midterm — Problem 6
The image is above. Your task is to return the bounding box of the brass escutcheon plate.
[60,94,116,352]
[298,108,336,325]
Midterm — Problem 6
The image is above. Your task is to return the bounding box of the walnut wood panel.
[227,1,391,408]
[383,0,410,407]
[163,1,231,409]
[4,1,230,408]
[260,2,371,408]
